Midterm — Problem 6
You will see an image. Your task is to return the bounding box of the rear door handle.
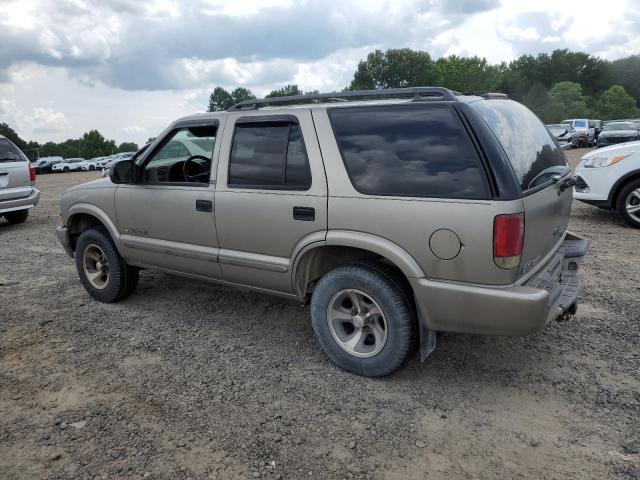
[196,199,213,212]
[293,206,315,221]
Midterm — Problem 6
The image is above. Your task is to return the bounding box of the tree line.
[0,123,140,161]
[208,48,640,123]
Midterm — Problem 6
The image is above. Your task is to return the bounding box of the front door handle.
[196,199,213,212]
[293,206,315,221]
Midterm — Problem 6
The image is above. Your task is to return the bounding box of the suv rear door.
[470,99,573,278]
[214,110,327,294]
[0,138,33,202]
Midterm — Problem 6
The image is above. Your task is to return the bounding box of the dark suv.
[56,87,588,376]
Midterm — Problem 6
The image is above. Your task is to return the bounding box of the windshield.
[548,125,567,135]
[603,122,636,131]
[0,138,28,163]
[574,120,587,128]
[472,99,568,193]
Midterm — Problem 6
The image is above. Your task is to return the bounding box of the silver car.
[55,88,588,376]
[0,135,40,224]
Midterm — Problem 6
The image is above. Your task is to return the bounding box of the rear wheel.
[4,209,29,224]
[310,263,416,377]
[75,227,139,302]
[616,179,640,228]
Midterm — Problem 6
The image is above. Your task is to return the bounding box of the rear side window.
[229,122,311,189]
[0,139,28,163]
[472,100,568,193]
[328,104,490,199]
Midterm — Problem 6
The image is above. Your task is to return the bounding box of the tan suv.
[56,87,588,376]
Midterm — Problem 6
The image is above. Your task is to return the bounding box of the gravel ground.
[1,149,639,480]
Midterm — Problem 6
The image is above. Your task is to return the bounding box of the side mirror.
[109,159,136,184]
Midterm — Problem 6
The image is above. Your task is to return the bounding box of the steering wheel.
[183,155,211,182]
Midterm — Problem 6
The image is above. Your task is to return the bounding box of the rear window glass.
[328,104,490,199]
[0,139,28,163]
[472,100,568,193]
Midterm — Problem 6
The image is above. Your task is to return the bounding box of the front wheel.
[310,263,417,377]
[75,227,139,302]
[616,179,640,228]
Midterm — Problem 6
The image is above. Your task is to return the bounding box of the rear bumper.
[55,225,75,257]
[0,187,40,214]
[410,232,589,336]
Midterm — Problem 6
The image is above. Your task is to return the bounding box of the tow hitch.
[556,303,578,322]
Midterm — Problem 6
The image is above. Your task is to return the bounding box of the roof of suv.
[176,87,505,124]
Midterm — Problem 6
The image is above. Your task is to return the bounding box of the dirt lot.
[1,148,639,480]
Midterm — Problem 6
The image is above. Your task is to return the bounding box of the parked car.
[0,135,40,224]
[101,152,135,170]
[562,119,595,147]
[589,120,603,141]
[56,87,588,377]
[596,121,640,148]
[33,156,64,174]
[80,157,104,171]
[52,158,86,173]
[547,123,575,150]
[96,155,116,169]
[574,140,640,228]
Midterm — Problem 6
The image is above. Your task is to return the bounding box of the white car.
[79,157,103,171]
[574,141,640,227]
[52,158,86,173]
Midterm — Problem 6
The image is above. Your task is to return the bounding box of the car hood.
[583,140,640,159]
[67,177,114,191]
[599,130,638,137]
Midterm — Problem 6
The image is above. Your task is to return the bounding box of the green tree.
[434,55,501,93]
[208,86,257,110]
[78,130,115,159]
[596,85,639,119]
[146,137,157,144]
[348,48,436,90]
[266,84,304,98]
[609,55,640,105]
[522,83,564,123]
[118,142,139,153]
[549,81,589,118]
[0,123,28,150]
[208,86,234,111]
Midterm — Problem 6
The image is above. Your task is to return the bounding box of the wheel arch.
[608,168,640,207]
[66,204,121,252]
[292,231,424,299]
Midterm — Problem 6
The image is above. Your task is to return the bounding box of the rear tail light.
[493,213,524,270]
[29,163,36,182]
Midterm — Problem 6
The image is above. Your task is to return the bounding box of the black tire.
[4,209,29,224]
[310,262,417,377]
[63,167,70,172]
[616,178,640,228]
[75,227,139,302]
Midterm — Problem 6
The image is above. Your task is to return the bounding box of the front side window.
[329,104,490,199]
[143,126,216,184]
[228,121,311,189]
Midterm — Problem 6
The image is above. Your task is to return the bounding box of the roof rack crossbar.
[228,87,457,111]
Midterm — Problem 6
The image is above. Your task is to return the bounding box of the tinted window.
[0,139,28,163]
[229,122,311,189]
[472,99,568,193]
[329,104,489,198]
[574,120,587,128]
[603,122,635,131]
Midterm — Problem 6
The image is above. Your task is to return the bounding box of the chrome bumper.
[0,187,40,214]
[56,225,75,257]
[410,232,589,336]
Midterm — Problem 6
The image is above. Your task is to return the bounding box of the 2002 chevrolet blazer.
[55,87,588,376]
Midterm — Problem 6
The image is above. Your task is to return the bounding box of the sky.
[1,0,639,146]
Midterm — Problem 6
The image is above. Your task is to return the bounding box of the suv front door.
[114,118,225,278]
[214,110,327,294]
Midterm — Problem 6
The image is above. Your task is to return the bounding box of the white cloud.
[0,0,638,145]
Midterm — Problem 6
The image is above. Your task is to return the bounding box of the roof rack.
[228,87,457,111]
[480,92,509,99]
